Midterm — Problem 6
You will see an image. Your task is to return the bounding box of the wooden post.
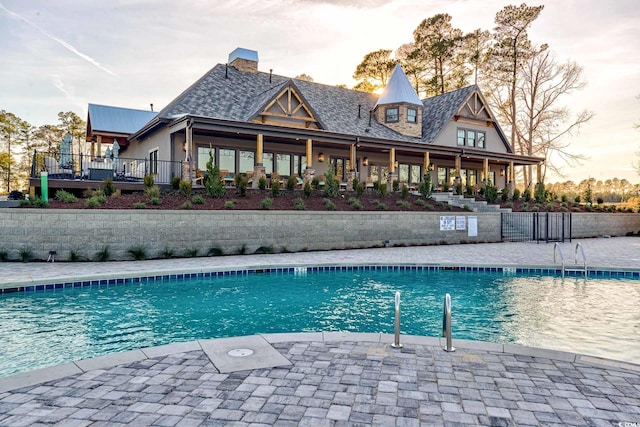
[537,163,542,183]
[185,124,192,160]
[389,148,396,173]
[256,134,263,165]
[423,151,430,174]
[350,144,355,171]
[454,156,461,177]
[305,138,312,168]
[482,158,489,182]
[509,161,514,182]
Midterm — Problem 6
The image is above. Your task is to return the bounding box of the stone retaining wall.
[571,213,640,238]
[0,210,499,261]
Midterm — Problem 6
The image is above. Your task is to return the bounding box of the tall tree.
[490,3,544,171]
[516,45,593,184]
[412,13,464,95]
[395,43,426,97]
[463,28,492,86]
[352,49,396,93]
[294,74,314,82]
[0,110,30,192]
[57,111,86,156]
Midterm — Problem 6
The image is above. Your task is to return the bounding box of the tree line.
[0,110,86,193]
[351,3,595,188]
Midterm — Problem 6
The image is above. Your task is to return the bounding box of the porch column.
[347,144,356,191]
[423,151,430,175]
[536,163,542,183]
[182,121,193,182]
[508,161,515,197]
[253,134,266,188]
[482,158,489,183]
[303,138,315,184]
[93,135,101,159]
[388,148,396,192]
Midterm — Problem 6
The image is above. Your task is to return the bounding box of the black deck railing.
[31,151,182,185]
[501,212,572,243]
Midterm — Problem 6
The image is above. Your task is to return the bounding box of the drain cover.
[227,348,254,357]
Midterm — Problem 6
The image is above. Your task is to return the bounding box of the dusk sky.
[1,0,639,184]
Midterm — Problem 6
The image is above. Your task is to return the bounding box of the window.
[410,165,421,183]
[276,153,291,176]
[407,108,417,123]
[239,150,254,173]
[398,164,409,183]
[219,149,236,174]
[149,149,158,175]
[293,155,307,176]
[263,153,274,175]
[385,107,399,123]
[197,147,214,171]
[437,167,447,185]
[457,128,486,148]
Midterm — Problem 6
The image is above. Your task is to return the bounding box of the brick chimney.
[228,48,258,73]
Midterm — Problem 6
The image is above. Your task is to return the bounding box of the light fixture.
[362,157,368,166]
[317,152,325,162]
[429,163,434,171]
[500,169,505,176]
[394,160,398,168]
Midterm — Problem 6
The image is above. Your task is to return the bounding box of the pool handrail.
[442,293,455,352]
[575,243,587,276]
[554,242,565,277]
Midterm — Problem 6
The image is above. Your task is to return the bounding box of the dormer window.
[407,108,417,123]
[385,107,399,123]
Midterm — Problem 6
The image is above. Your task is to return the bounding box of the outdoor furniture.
[124,161,146,180]
[44,156,73,178]
[87,159,114,181]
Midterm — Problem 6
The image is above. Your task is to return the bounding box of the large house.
[78,47,542,192]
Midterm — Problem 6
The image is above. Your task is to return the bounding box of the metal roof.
[228,48,258,63]
[375,64,422,107]
[88,104,158,134]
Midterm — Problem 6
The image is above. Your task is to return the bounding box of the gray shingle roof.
[158,64,485,145]
[88,104,158,134]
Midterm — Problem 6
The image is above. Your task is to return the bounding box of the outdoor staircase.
[430,192,512,213]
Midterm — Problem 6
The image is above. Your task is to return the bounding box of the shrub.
[133,202,147,209]
[261,197,273,210]
[484,185,498,203]
[396,200,410,210]
[94,246,110,262]
[415,198,427,207]
[322,167,340,198]
[286,175,297,191]
[419,173,432,199]
[501,191,508,201]
[151,197,161,206]
[401,184,409,199]
[171,176,181,190]
[354,180,365,196]
[145,185,160,199]
[561,194,568,203]
[348,197,362,210]
[534,182,546,203]
[160,247,175,259]
[184,248,199,257]
[55,190,77,203]
[205,152,226,197]
[236,176,247,197]
[523,189,532,202]
[8,190,24,200]
[378,182,387,197]
[596,197,604,205]
[102,178,116,197]
[19,248,34,263]
[236,244,247,255]
[258,176,268,190]
[311,177,320,189]
[373,200,387,210]
[271,178,281,196]
[512,188,521,202]
[86,195,106,208]
[207,246,224,256]
[143,174,154,188]
[392,180,399,193]
[179,180,192,197]
[323,198,336,210]
[68,249,85,262]
[0,250,7,261]
[32,196,49,208]
[455,182,463,195]
[254,245,274,254]
[303,181,312,197]
[181,201,192,209]
[192,194,205,204]
[127,246,147,260]
[442,183,450,192]
[224,200,236,209]
[294,197,305,210]
[465,184,474,197]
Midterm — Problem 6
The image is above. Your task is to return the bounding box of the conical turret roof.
[375,64,422,107]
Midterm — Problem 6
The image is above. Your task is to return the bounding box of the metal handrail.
[442,293,455,352]
[391,291,403,349]
[554,242,565,278]
[575,243,587,276]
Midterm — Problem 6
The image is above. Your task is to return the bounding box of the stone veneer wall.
[570,213,640,238]
[0,210,499,261]
[0,210,637,262]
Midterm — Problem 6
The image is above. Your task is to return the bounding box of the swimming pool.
[0,267,638,377]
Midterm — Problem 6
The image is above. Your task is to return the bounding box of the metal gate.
[501,212,572,243]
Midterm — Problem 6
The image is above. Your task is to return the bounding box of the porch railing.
[31,151,182,185]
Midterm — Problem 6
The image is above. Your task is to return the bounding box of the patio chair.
[125,161,146,180]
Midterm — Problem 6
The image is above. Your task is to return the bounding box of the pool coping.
[1,332,638,395]
[1,261,639,293]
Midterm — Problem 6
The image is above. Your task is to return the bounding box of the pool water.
[1,269,638,377]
